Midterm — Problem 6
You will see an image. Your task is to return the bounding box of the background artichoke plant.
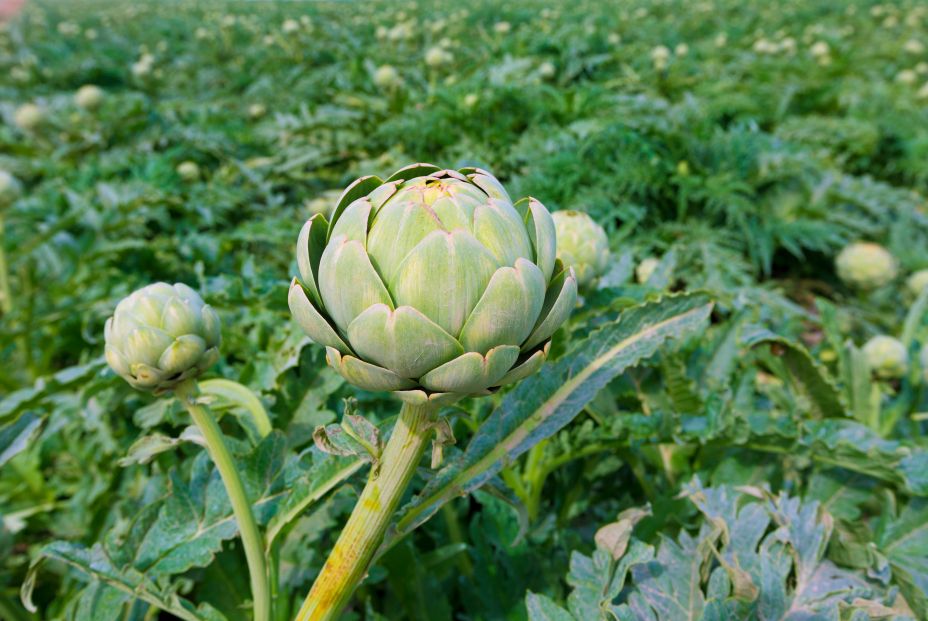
[551,209,610,290]
[288,163,577,404]
[835,241,897,290]
[104,282,221,393]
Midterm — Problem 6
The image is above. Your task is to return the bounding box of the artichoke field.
[4,1,928,620]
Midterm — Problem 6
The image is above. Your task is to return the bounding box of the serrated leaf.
[0,413,43,467]
[744,329,844,418]
[526,592,575,621]
[393,293,713,539]
[22,543,227,621]
[877,499,928,619]
[265,448,365,548]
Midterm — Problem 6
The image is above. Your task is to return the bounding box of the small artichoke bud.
[906,269,928,297]
[636,257,660,284]
[177,161,200,181]
[14,103,44,131]
[551,210,610,290]
[862,335,908,380]
[835,242,897,290]
[0,170,23,209]
[373,65,402,89]
[104,282,221,393]
[424,46,451,68]
[75,84,104,111]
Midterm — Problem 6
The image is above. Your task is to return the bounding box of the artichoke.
[636,257,660,285]
[105,283,221,393]
[862,335,908,380]
[288,163,578,404]
[14,103,44,131]
[177,161,200,181]
[551,210,610,289]
[373,65,402,89]
[906,269,928,297]
[835,242,896,290]
[75,84,104,111]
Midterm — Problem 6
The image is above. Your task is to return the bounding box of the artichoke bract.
[835,242,896,290]
[863,335,908,380]
[289,163,578,404]
[551,210,610,290]
[105,283,221,393]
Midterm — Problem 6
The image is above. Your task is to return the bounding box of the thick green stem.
[295,401,437,621]
[0,215,11,315]
[174,380,270,621]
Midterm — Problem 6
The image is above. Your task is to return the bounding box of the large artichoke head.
[288,163,578,405]
[551,210,610,290]
[104,283,222,394]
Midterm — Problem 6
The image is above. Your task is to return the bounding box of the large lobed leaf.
[393,293,713,540]
[23,431,360,618]
[527,481,914,621]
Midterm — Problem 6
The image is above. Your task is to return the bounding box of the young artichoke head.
[104,283,221,393]
[289,163,578,405]
[835,242,896,290]
[551,210,610,290]
[863,335,908,380]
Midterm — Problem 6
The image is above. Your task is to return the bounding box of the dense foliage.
[2,0,928,619]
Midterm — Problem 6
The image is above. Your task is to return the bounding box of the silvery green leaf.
[392,293,713,540]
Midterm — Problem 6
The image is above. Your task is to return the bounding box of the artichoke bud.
[551,210,610,290]
[906,269,928,298]
[0,170,23,209]
[289,164,578,404]
[14,103,44,131]
[835,242,897,290]
[862,335,908,380]
[104,282,221,393]
[75,84,104,110]
[636,257,660,285]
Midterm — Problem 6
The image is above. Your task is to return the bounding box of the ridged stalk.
[174,380,270,621]
[295,401,437,621]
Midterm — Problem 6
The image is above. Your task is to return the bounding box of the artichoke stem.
[0,215,11,315]
[174,380,271,621]
[295,401,438,621]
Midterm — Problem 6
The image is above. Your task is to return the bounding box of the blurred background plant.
[2,0,928,619]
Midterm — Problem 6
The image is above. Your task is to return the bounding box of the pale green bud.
[177,161,200,181]
[863,335,908,380]
[14,103,44,131]
[636,257,660,285]
[75,84,104,111]
[835,242,896,290]
[288,164,577,403]
[105,282,221,393]
[424,46,451,68]
[906,269,928,297]
[373,65,402,89]
[551,210,610,290]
